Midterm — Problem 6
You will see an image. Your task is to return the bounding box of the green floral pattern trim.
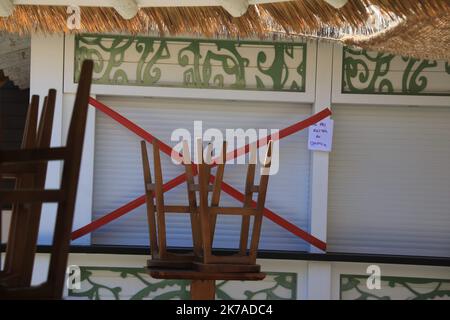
[75,34,306,92]
[342,47,450,95]
[340,274,450,300]
[68,266,297,300]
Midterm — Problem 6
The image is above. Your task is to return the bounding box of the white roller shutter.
[328,105,450,257]
[92,96,312,251]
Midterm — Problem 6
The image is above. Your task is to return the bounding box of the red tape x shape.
[71,97,331,251]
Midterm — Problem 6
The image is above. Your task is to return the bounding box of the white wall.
[29,33,64,245]
[15,253,448,300]
[331,262,450,300]
[23,33,450,300]
[29,34,93,245]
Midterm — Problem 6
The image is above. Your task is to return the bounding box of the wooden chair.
[189,139,273,273]
[0,90,56,288]
[146,139,272,300]
[143,136,273,274]
[0,59,93,299]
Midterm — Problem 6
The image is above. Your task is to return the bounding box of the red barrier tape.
[211,176,327,251]
[70,173,187,241]
[72,97,330,251]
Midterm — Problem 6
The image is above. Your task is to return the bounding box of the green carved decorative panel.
[340,274,450,300]
[342,47,450,95]
[74,34,307,92]
[68,266,297,300]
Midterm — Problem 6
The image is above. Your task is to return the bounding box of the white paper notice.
[308,117,334,152]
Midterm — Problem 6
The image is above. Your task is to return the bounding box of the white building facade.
[22,33,450,300]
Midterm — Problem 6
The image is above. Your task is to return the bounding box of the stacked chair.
[142,137,273,276]
[0,60,93,299]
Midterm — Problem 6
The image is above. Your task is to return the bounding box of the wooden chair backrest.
[0,59,93,299]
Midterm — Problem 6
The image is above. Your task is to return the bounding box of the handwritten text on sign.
[308,117,334,152]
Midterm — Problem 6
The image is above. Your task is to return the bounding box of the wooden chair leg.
[141,141,159,259]
[239,144,257,255]
[190,280,215,300]
[48,60,92,298]
[183,140,202,256]
[3,95,39,286]
[0,205,2,269]
[249,141,272,263]
[197,139,212,263]
[210,141,226,241]
[152,140,167,259]
[21,89,56,286]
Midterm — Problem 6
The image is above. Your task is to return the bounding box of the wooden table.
[147,268,266,300]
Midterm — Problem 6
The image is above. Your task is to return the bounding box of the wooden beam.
[219,0,249,17]
[111,0,138,20]
[14,1,289,7]
[10,0,298,18]
[323,0,348,9]
[0,0,13,17]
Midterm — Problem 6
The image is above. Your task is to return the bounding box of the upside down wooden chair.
[142,138,273,271]
[0,60,93,299]
[141,139,272,272]
[144,138,273,299]
[189,139,273,273]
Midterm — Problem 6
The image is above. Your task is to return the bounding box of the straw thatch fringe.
[0,1,448,37]
[0,1,449,62]
[344,8,450,61]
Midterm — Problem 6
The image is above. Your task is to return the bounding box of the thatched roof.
[0,34,30,89]
[344,7,450,61]
[0,0,449,89]
[0,1,448,38]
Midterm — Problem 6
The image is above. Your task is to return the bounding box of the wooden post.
[190,280,215,300]
[309,41,332,254]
